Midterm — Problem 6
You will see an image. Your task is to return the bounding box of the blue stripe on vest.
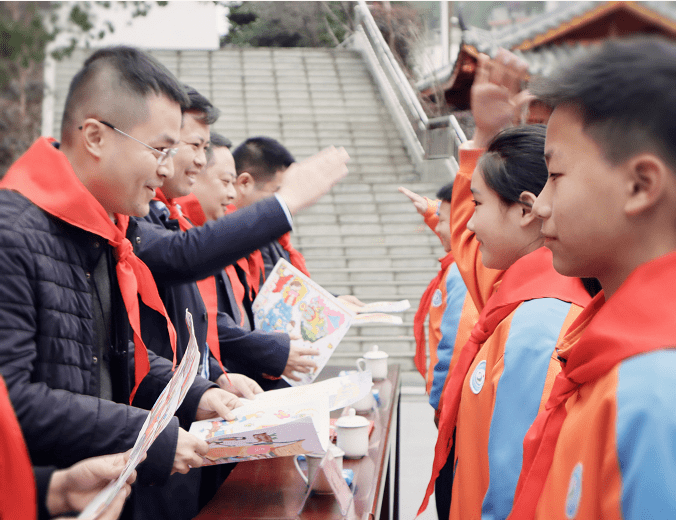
[617,350,676,519]
[430,262,468,409]
[481,298,570,520]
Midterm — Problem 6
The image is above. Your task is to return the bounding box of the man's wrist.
[45,469,70,516]
[273,192,295,226]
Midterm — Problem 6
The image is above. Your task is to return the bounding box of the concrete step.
[304,254,440,269]
[309,267,437,283]
[295,233,440,248]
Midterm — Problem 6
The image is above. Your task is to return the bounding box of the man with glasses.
[0,46,262,520]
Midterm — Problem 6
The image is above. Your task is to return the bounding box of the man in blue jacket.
[182,132,319,390]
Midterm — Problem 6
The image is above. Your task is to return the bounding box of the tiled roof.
[417,1,676,91]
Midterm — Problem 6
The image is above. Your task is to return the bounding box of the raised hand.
[398,186,428,216]
[277,146,350,214]
[470,49,532,149]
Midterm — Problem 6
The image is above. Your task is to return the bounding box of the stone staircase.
[49,47,448,371]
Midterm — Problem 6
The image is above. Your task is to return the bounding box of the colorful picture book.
[252,259,356,386]
[189,371,373,466]
[79,310,201,519]
[252,259,408,384]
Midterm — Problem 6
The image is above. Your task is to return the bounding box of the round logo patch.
[469,360,486,394]
[565,463,583,519]
[431,289,443,308]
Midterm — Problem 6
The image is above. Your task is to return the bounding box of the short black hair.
[61,45,188,144]
[206,132,232,165]
[184,85,219,125]
[210,132,232,149]
[436,182,454,202]
[531,36,676,169]
[478,124,548,205]
[232,136,295,182]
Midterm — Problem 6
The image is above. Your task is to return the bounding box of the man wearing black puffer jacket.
[0,46,244,520]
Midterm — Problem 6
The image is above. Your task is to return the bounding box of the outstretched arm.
[451,50,532,311]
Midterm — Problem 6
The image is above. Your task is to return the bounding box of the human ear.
[624,154,667,216]
[237,172,254,193]
[518,191,539,226]
[80,119,105,159]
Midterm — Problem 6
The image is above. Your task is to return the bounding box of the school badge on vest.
[432,289,443,307]
[565,463,583,519]
[469,359,486,394]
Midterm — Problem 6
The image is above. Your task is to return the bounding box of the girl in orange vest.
[419,50,594,520]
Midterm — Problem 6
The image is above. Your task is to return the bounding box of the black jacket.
[131,196,292,373]
[0,189,212,489]
[260,238,291,280]
[215,266,290,387]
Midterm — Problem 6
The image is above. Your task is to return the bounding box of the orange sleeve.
[423,197,440,236]
[450,147,504,313]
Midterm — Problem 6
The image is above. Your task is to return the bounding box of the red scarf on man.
[413,251,455,379]
[277,232,310,277]
[177,194,250,327]
[154,190,229,377]
[507,251,676,519]
[418,247,591,515]
[0,376,35,520]
[1,137,177,403]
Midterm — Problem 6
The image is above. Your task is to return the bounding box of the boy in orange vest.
[508,37,676,519]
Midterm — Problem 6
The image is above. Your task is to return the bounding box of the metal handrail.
[355,0,428,128]
[352,0,464,175]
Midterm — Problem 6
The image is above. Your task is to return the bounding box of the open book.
[252,259,409,385]
[189,371,373,465]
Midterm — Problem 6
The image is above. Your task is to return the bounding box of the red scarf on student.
[0,376,35,520]
[508,251,676,519]
[418,247,591,515]
[278,232,310,277]
[154,190,229,376]
[1,137,176,403]
[413,251,455,379]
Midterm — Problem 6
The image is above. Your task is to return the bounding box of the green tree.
[222,1,354,48]
[0,1,166,176]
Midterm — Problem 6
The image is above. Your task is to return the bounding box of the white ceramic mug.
[335,408,370,459]
[352,388,375,414]
[293,445,344,494]
[356,345,389,381]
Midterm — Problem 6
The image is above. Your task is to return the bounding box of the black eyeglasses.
[79,120,178,166]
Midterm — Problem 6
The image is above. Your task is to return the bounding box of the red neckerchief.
[413,251,455,379]
[418,247,591,515]
[0,376,36,520]
[1,137,177,403]
[247,250,265,295]
[178,195,248,327]
[155,191,229,378]
[508,250,676,519]
[223,204,262,298]
[277,232,311,277]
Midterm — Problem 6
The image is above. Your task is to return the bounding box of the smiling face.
[435,200,452,253]
[91,93,182,218]
[162,110,210,199]
[533,104,630,282]
[467,168,538,270]
[192,146,237,221]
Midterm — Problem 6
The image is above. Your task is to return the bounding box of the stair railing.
[350,0,466,178]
